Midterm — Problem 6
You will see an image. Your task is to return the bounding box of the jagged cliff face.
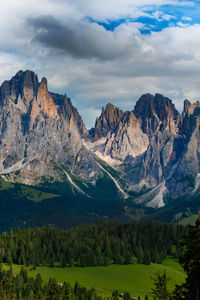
[126,93,181,189]
[0,70,101,184]
[166,99,200,198]
[88,108,149,164]
[89,93,200,206]
[1,70,200,209]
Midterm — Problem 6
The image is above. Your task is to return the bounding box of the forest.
[0,221,186,267]
[0,218,199,299]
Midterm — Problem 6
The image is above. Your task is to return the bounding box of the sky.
[1,0,200,128]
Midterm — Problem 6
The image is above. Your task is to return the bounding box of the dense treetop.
[0,221,186,267]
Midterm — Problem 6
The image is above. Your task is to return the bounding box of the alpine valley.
[0,70,199,230]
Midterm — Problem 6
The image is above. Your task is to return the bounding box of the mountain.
[0,70,199,228]
[0,70,103,185]
[89,94,200,209]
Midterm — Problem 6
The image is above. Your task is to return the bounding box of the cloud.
[0,0,200,128]
[181,16,192,21]
[151,11,175,21]
[177,21,190,27]
[50,0,194,21]
[27,15,141,60]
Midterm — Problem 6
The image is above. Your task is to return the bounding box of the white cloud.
[181,16,192,21]
[56,0,194,21]
[177,21,190,27]
[0,0,200,128]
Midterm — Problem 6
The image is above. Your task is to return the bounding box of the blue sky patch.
[87,2,200,35]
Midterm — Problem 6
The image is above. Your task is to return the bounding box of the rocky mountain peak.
[103,103,123,126]
[0,70,97,184]
[60,95,88,136]
[133,93,179,135]
[183,99,200,116]
[154,93,179,121]
[134,93,155,117]
[121,111,138,127]
[181,99,200,138]
[1,70,200,208]
[0,70,88,138]
[134,93,179,117]
[90,103,123,140]
[183,99,191,115]
[0,70,39,105]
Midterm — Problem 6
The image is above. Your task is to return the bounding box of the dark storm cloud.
[27,15,134,60]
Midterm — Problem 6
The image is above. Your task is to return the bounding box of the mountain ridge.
[0,70,200,214]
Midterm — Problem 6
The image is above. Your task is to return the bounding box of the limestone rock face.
[125,93,181,190]
[1,70,200,207]
[90,103,123,140]
[166,100,200,197]
[88,109,149,164]
[90,93,200,204]
[0,70,100,184]
[134,93,180,135]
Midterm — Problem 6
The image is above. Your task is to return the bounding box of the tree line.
[0,265,103,300]
[146,214,200,299]
[0,221,185,267]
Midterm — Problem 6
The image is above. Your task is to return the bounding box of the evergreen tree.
[0,221,186,268]
[34,273,42,294]
[123,291,131,300]
[143,249,151,265]
[173,214,200,299]
[112,290,119,300]
[151,271,170,300]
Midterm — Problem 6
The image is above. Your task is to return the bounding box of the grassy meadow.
[3,257,185,299]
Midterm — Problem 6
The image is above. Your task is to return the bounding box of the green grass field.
[0,179,60,202]
[20,185,60,202]
[3,257,185,299]
[179,213,198,225]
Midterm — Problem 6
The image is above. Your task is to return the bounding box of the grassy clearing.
[20,185,60,202]
[179,213,198,225]
[0,179,60,202]
[0,180,14,190]
[3,258,185,299]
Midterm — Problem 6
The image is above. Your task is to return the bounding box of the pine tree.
[34,273,42,294]
[123,291,131,300]
[112,290,119,300]
[174,214,200,299]
[151,271,170,300]
[143,249,151,265]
